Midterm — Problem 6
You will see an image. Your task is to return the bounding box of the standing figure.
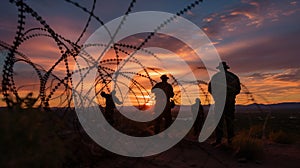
[191,98,204,136]
[208,62,241,145]
[23,92,38,109]
[100,90,122,125]
[151,74,174,134]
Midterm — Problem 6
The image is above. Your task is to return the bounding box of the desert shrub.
[248,124,264,139]
[232,131,264,161]
[269,130,295,144]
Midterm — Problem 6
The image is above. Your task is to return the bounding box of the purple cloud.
[271,68,300,82]
[201,0,299,39]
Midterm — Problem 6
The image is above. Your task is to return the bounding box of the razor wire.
[0,0,273,167]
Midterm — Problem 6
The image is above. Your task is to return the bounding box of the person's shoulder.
[153,82,161,86]
[227,71,239,79]
[227,71,237,75]
[152,82,162,88]
[211,72,222,79]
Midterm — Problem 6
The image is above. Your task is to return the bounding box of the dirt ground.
[93,137,300,168]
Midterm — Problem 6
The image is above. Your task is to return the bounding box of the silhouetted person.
[191,98,204,136]
[208,62,241,146]
[23,92,37,109]
[100,90,122,125]
[151,74,174,134]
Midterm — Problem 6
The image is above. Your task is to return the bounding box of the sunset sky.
[0,0,299,107]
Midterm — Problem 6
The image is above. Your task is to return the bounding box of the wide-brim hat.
[216,61,230,70]
[160,74,169,80]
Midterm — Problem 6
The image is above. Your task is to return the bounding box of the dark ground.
[0,105,299,167]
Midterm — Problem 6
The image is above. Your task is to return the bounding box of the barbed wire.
[0,0,274,167]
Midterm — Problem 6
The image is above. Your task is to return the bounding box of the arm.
[169,84,174,98]
[208,81,212,94]
[113,95,123,105]
[151,83,158,93]
[236,77,241,95]
[233,74,241,95]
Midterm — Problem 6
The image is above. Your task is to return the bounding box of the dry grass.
[232,130,264,161]
[269,130,296,144]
